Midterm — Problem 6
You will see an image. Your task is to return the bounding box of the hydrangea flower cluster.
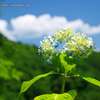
[38,29,95,63]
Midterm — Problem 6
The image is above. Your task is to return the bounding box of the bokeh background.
[0,0,100,100]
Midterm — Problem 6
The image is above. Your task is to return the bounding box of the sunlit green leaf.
[78,74,100,87]
[19,71,57,96]
[34,93,73,100]
[67,90,77,99]
[59,54,76,73]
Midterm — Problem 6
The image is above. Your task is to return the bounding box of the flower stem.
[61,73,67,93]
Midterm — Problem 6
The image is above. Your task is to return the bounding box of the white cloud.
[0,20,16,41]
[0,14,100,41]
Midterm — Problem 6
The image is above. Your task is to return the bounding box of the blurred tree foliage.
[0,58,23,80]
[0,32,100,100]
[0,58,23,100]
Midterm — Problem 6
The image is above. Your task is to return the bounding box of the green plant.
[19,29,100,100]
[0,58,23,100]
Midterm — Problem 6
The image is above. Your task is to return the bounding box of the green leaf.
[78,74,100,87]
[34,93,73,100]
[52,53,61,72]
[59,54,76,73]
[67,90,77,99]
[19,71,57,96]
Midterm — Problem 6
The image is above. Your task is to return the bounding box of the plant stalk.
[61,73,67,93]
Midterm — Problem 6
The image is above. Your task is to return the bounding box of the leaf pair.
[19,71,100,97]
[19,71,100,95]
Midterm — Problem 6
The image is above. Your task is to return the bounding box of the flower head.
[38,29,95,63]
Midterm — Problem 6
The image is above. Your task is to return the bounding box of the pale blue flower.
[38,29,95,63]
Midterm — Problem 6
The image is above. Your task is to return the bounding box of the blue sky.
[0,0,100,50]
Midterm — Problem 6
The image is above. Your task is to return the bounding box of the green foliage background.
[0,33,100,100]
